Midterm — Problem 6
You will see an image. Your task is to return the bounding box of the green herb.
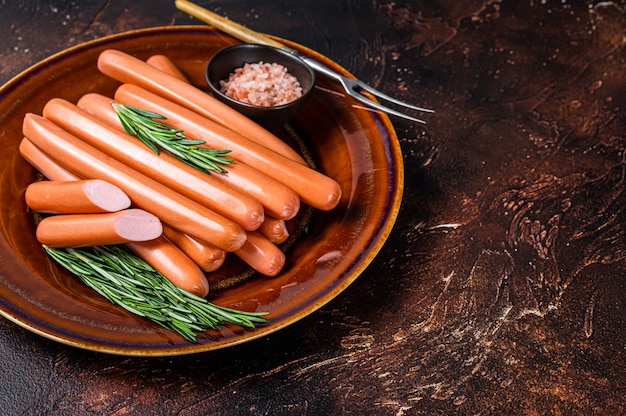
[112,101,234,174]
[44,245,267,342]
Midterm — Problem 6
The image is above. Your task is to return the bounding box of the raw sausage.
[215,161,300,220]
[234,231,285,277]
[162,224,226,272]
[77,92,301,220]
[97,49,307,165]
[114,84,342,211]
[173,58,211,87]
[150,57,210,88]
[36,209,162,248]
[23,113,246,252]
[257,217,289,244]
[146,54,191,83]
[43,98,265,231]
[127,235,209,297]
[19,138,80,181]
[74,93,123,132]
[25,179,131,214]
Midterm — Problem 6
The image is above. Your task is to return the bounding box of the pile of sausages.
[20,49,342,298]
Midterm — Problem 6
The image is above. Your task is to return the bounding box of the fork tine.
[348,91,429,124]
[297,54,433,123]
[354,80,434,114]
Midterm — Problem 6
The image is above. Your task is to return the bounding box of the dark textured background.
[1,1,625,414]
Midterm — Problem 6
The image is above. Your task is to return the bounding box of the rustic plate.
[0,26,403,356]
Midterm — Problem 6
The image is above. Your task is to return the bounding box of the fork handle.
[176,0,345,85]
[175,0,287,50]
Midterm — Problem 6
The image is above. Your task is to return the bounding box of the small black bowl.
[206,43,316,131]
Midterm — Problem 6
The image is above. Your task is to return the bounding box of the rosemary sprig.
[44,245,267,342]
[111,101,234,174]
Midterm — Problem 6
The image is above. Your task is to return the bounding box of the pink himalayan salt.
[219,61,303,107]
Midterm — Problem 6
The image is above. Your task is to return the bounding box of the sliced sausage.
[25,179,131,214]
[36,209,162,248]
[23,113,246,252]
[114,84,342,211]
[97,49,307,165]
[127,235,209,297]
[20,137,230,272]
[77,92,301,220]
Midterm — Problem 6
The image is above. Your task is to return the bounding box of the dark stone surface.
[1,0,625,414]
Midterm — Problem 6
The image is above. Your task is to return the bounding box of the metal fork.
[175,0,434,124]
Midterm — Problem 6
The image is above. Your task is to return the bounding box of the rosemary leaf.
[111,101,233,173]
[44,245,267,342]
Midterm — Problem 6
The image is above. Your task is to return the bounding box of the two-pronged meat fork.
[175,0,434,124]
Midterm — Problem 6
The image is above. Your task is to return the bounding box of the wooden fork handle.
[175,0,286,50]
